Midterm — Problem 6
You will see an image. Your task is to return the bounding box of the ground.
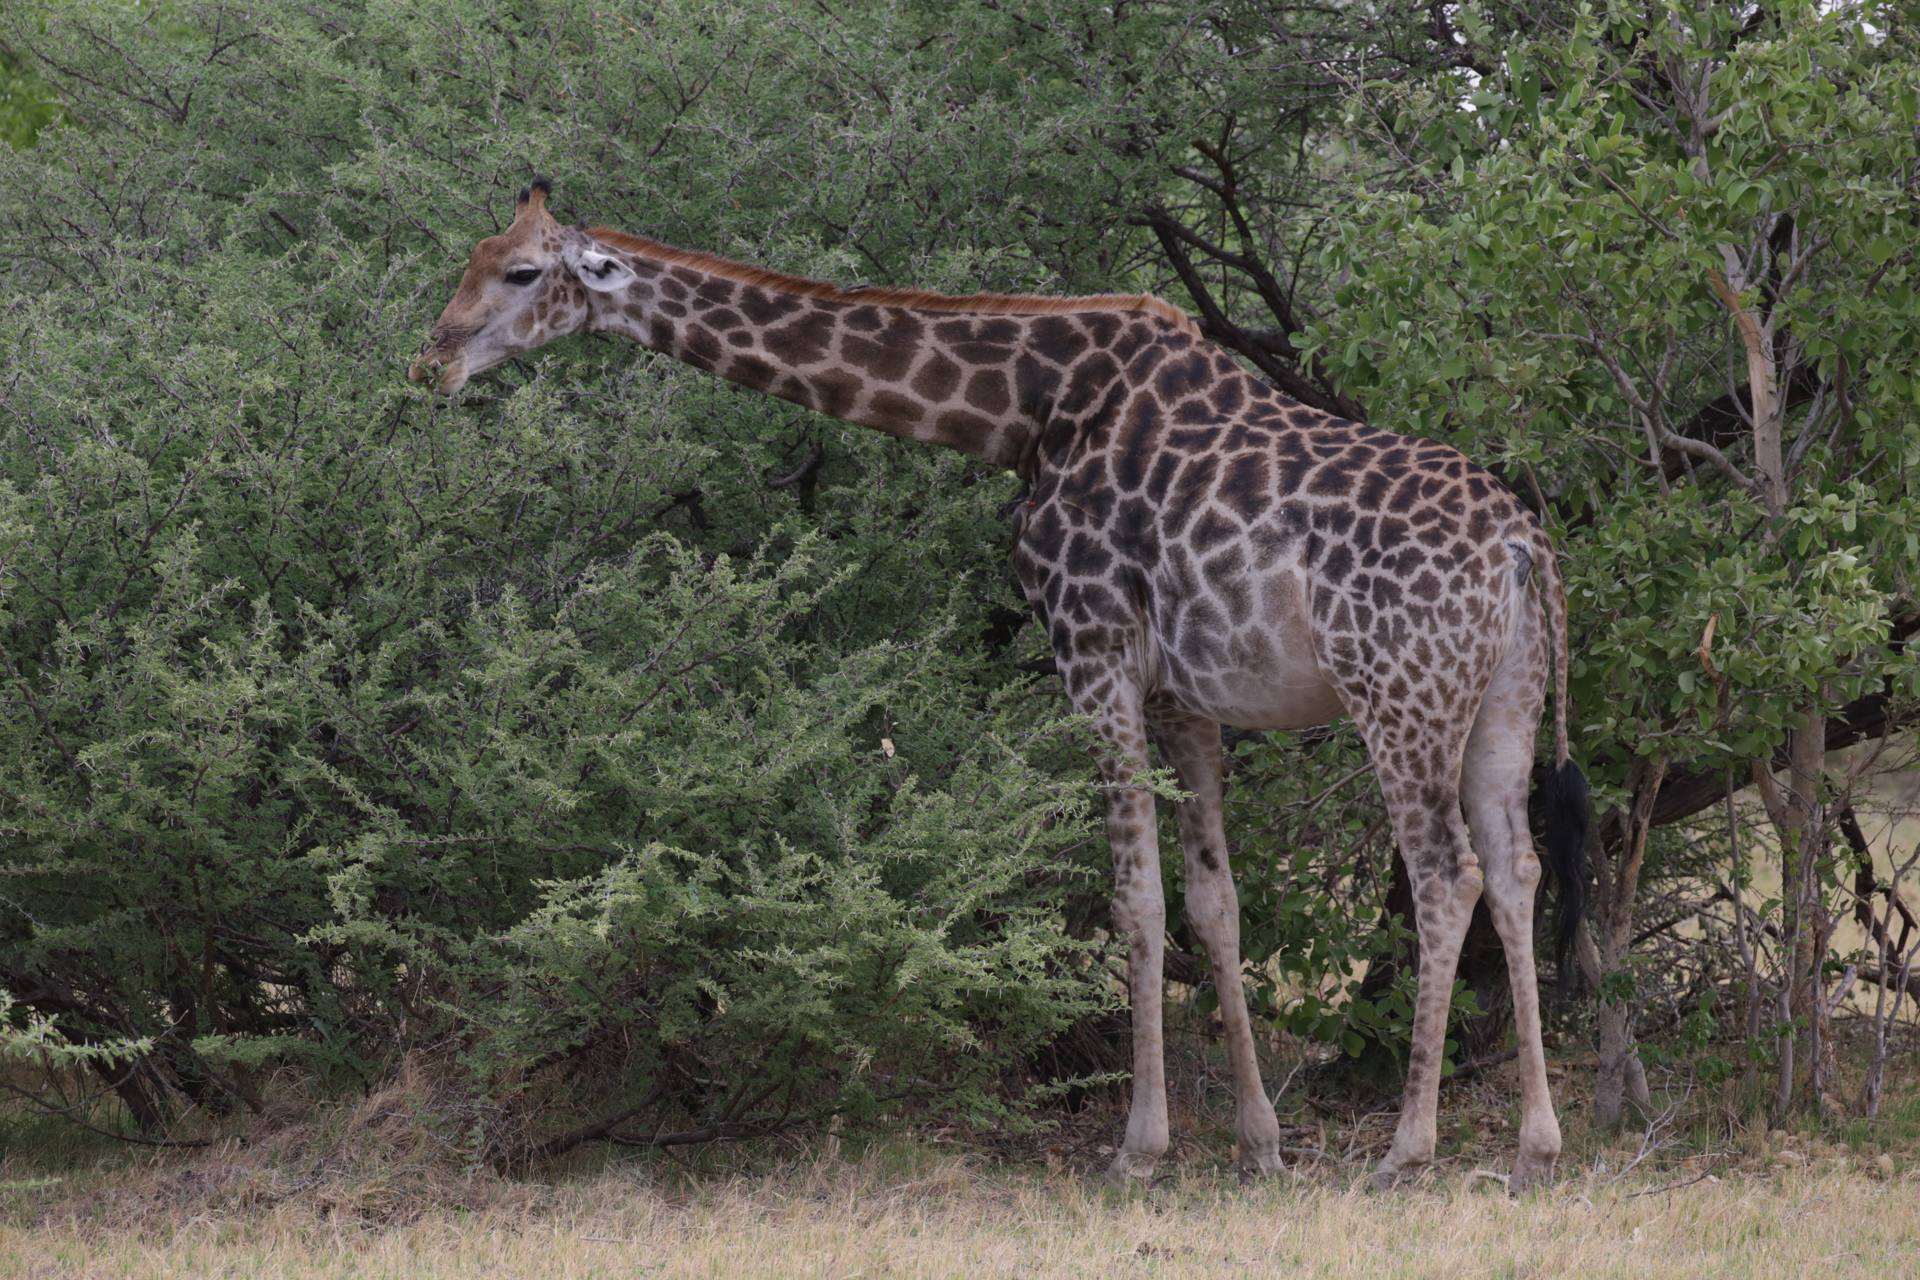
[5,1056,1920,1279]
[0,1146,1913,1278]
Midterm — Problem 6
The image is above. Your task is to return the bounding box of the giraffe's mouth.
[409,355,470,394]
[409,329,476,393]
[408,354,454,389]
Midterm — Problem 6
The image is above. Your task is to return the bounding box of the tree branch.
[1133,208,1366,420]
[529,1082,672,1159]
[1525,329,1763,496]
[0,1081,210,1148]
[605,1119,795,1148]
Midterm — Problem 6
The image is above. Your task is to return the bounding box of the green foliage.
[0,991,151,1067]
[0,0,1129,1141]
[1319,0,1920,787]
[1315,0,1920,1119]
[0,48,60,150]
[0,0,1515,1126]
[1565,486,1901,769]
[1218,731,1393,1030]
[8,0,1913,1143]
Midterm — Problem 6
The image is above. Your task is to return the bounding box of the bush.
[0,0,1114,1150]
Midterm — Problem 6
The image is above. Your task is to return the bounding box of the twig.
[605,1119,795,1148]
[1606,1093,1689,1185]
[1340,1108,1396,1162]
[1268,1056,1308,1107]
[529,1083,668,1159]
[0,1082,211,1148]
[1297,762,1375,817]
[1444,1046,1520,1085]
[1626,1170,1717,1198]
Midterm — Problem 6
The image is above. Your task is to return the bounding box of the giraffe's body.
[415,183,1588,1190]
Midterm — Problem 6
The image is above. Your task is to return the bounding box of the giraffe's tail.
[1530,524,1589,988]
[1532,526,1573,770]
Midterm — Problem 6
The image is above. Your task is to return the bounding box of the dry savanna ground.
[3,1158,1916,1279]
[5,1056,1920,1280]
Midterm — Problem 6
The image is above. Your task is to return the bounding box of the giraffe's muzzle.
[409,331,469,392]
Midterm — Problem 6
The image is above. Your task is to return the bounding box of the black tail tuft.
[1542,757,1589,994]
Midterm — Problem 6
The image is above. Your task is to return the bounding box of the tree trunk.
[1727,776,1764,1092]
[1589,754,1666,1131]
[1751,705,1829,1119]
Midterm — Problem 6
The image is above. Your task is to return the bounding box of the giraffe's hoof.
[1238,1146,1286,1179]
[1369,1159,1427,1192]
[1104,1150,1157,1189]
[1509,1152,1559,1194]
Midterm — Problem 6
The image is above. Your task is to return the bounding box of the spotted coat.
[414,182,1576,1191]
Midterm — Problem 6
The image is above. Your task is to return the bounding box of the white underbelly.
[1160,656,1346,730]
[1146,563,1346,730]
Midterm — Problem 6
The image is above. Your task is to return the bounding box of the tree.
[1322,0,1920,1124]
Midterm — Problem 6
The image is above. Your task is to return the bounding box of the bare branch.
[1777,234,1831,297]
[1651,422,1762,496]
[530,1083,670,1159]
[0,1081,211,1148]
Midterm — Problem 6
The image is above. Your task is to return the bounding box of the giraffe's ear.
[563,243,636,293]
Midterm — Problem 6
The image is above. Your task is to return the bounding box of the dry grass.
[1,1144,1914,1278]
[8,983,1920,1277]
[6,1052,1920,1280]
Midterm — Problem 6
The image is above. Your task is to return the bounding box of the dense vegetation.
[1,0,1916,1161]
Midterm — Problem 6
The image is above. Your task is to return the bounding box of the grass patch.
[0,1145,1913,1278]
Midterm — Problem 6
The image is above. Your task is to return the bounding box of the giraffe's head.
[410,179,638,393]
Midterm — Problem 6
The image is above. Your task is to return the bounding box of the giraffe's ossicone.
[415,180,1590,1193]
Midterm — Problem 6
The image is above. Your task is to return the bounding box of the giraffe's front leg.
[1155,714,1284,1177]
[1106,767,1168,1187]
[1068,671,1169,1188]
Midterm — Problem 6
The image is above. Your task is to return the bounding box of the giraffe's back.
[1012,333,1545,733]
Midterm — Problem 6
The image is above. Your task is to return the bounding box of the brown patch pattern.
[415,189,1579,1194]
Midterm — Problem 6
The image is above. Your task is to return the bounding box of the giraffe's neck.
[576,231,1197,472]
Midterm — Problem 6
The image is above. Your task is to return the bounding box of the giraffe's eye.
[503,267,541,286]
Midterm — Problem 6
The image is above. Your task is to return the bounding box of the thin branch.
[605,1119,796,1148]
[1594,168,1680,240]
[1776,235,1831,297]
[0,1081,211,1148]
[1523,330,1761,494]
[530,1083,669,1159]
[1297,761,1375,817]
[1650,421,1762,497]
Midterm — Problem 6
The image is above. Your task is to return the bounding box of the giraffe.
[412,180,1590,1192]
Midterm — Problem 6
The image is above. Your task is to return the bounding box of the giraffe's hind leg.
[1367,753,1483,1190]
[1154,713,1284,1176]
[1314,597,1493,1188]
[1460,600,1563,1190]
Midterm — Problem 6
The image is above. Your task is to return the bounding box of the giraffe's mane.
[586,229,1200,336]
